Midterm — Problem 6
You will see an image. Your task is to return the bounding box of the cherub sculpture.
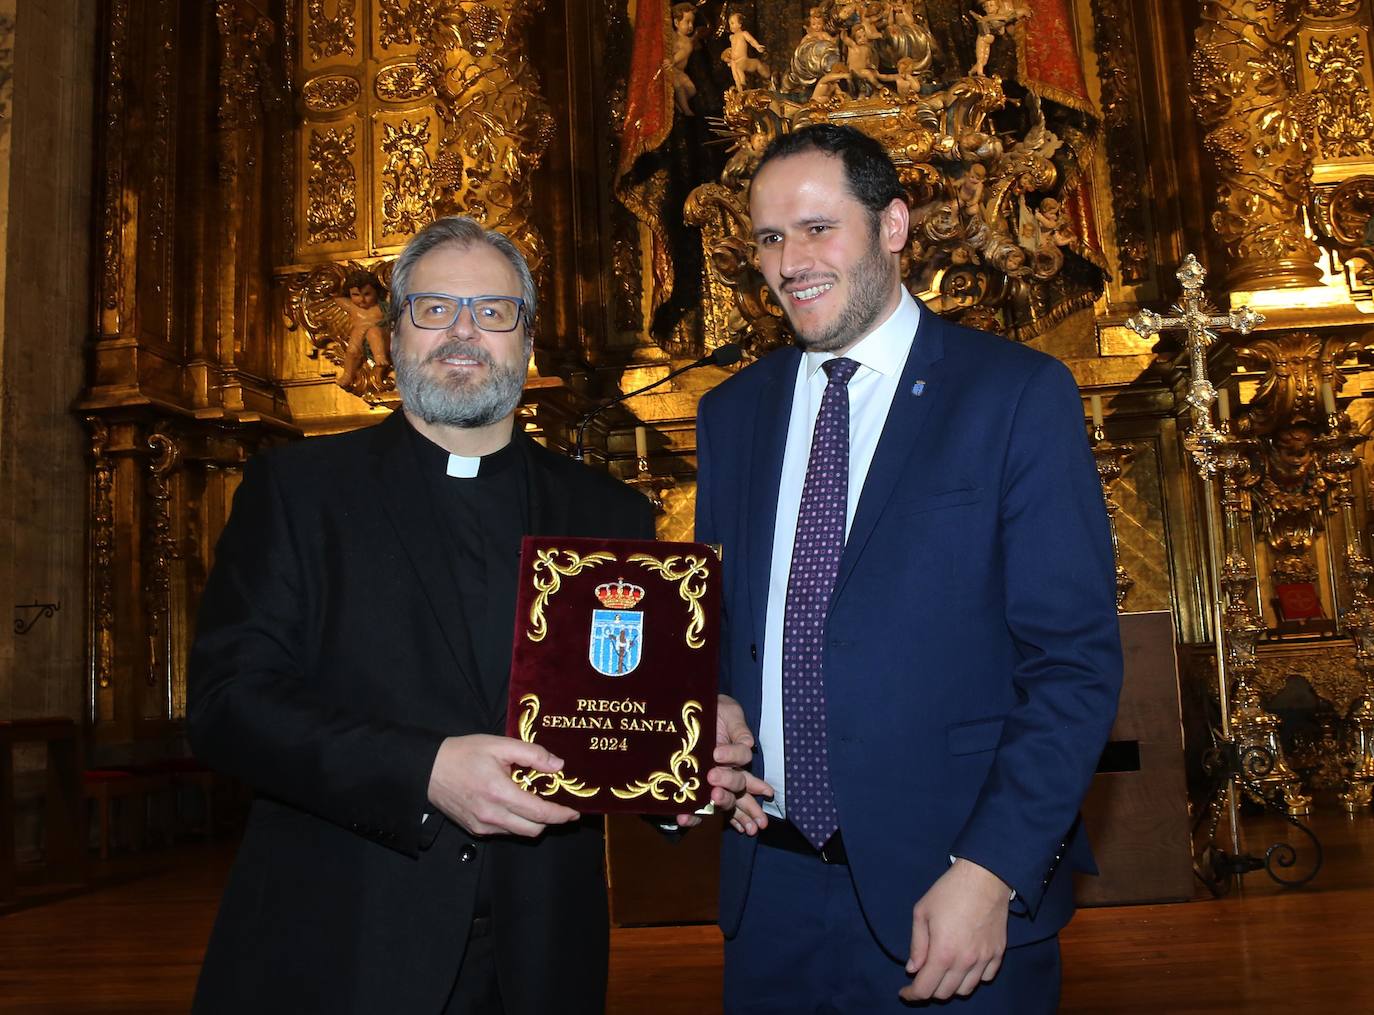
[288,263,394,397]
[331,269,391,391]
[722,12,770,92]
[667,3,700,115]
[879,56,926,98]
[812,60,853,104]
[844,20,883,96]
[970,0,1031,77]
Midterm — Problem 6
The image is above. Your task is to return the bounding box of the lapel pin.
[911,380,926,396]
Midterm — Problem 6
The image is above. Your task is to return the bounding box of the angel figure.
[879,56,926,98]
[844,21,883,95]
[722,12,770,91]
[812,61,853,104]
[802,6,834,43]
[667,3,700,115]
[1034,196,1075,248]
[970,0,1031,77]
[332,270,391,391]
[956,163,987,214]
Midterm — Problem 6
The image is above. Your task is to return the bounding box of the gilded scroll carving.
[307,125,359,244]
[378,0,430,50]
[1233,331,1364,626]
[88,420,115,692]
[145,431,180,689]
[663,3,1105,355]
[1089,0,1151,286]
[1312,174,1374,295]
[1190,0,1323,289]
[303,74,362,113]
[417,1,554,281]
[100,0,129,324]
[380,118,435,237]
[307,0,357,62]
[217,3,279,131]
[375,62,432,101]
[1306,34,1374,159]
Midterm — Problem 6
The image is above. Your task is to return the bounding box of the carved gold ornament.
[610,702,703,804]
[526,548,617,642]
[303,74,361,114]
[510,695,600,799]
[306,0,356,63]
[307,125,358,244]
[374,62,432,101]
[1190,0,1323,289]
[628,552,711,649]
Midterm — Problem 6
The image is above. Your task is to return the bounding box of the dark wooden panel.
[1076,610,1193,906]
[606,814,720,925]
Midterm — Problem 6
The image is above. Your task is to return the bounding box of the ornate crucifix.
[1125,254,1264,435]
[1124,255,1319,885]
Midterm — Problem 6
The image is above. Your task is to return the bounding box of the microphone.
[573,343,743,462]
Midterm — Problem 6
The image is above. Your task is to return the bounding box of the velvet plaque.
[506,535,721,815]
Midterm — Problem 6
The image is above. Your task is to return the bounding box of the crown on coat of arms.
[595,578,645,610]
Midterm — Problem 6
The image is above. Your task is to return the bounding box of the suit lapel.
[370,413,494,722]
[832,307,948,606]
[747,349,802,644]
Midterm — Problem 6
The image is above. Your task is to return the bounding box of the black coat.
[188,411,654,1014]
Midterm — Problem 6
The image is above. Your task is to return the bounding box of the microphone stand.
[572,344,741,463]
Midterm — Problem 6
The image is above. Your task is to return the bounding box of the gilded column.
[1190,0,1324,290]
[418,1,554,283]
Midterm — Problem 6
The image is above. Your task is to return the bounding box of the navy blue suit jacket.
[695,304,1123,958]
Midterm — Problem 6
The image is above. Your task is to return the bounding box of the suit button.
[458,844,477,863]
[750,644,758,661]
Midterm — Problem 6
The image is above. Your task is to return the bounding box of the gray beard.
[786,241,894,353]
[394,338,529,428]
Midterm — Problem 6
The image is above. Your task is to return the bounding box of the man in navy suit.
[696,125,1122,1011]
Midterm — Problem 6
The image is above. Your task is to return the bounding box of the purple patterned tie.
[783,356,858,849]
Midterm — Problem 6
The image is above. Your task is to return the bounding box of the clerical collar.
[446,438,520,479]
[402,412,520,479]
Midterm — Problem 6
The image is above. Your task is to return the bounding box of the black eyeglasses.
[402,293,528,332]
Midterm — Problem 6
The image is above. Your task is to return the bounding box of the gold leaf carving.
[303,74,361,113]
[307,124,358,244]
[378,0,430,50]
[1190,2,1323,287]
[306,0,356,62]
[375,62,433,101]
[380,118,436,236]
[1306,34,1374,160]
[628,553,711,649]
[510,695,601,798]
[526,548,616,642]
[610,702,704,804]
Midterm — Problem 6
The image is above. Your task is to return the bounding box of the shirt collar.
[802,287,919,380]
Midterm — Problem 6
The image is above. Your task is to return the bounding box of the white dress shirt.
[760,289,922,819]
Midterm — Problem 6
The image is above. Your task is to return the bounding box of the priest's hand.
[901,859,1009,1003]
[672,693,773,832]
[427,734,581,838]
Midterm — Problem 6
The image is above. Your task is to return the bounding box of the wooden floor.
[1,809,1369,1013]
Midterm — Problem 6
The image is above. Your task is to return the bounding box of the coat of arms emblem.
[590,578,646,676]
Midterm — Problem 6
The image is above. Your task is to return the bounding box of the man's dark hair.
[754,123,907,215]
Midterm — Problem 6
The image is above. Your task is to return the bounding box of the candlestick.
[1217,389,1230,421]
[1321,383,1337,419]
[1089,394,1103,430]
[635,426,648,460]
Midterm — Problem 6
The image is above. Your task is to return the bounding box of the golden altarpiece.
[78,0,1374,880]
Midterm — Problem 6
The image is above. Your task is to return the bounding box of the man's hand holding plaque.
[507,535,740,816]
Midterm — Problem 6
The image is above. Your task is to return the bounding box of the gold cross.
[1125,254,1265,430]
